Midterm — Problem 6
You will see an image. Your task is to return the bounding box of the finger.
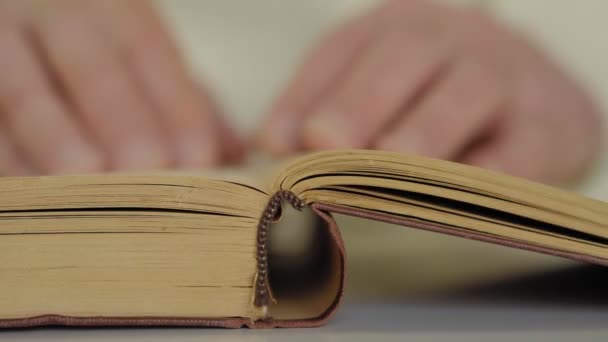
[95,0,224,167]
[32,4,171,171]
[195,84,245,165]
[461,122,555,183]
[193,83,245,165]
[0,24,103,175]
[376,60,506,160]
[258,12,378,156]
[300,29,449,151]
[0,127,33,176]
[463,104,603,184]
[215,111,245,165]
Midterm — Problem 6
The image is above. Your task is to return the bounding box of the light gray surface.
[3,265,608,341]
[2,301,608,341]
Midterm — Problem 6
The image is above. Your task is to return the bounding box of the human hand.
[259,0,603,184]
[0,0,242,175]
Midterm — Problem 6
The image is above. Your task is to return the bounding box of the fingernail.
[53,143,105,174]
[302,111,354,149]
[113,140,170,171]
[175,136,219,168]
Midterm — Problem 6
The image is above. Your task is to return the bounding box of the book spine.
[254,190,305,309]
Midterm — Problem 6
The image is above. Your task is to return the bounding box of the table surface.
[2,306,608,342]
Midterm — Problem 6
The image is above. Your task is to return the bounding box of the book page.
[276,149,608,260]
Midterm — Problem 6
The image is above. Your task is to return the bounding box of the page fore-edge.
[0,191,346,329]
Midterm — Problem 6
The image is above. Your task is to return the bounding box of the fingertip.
[49,142,106,175]
[465,149,545,181]
[255,131,280,156]
[222,139,246,165]
[375,132,427,157]
[375,137,402,154]
[256,114,299,157]
[174,136,221,169]
[213,117,246,165]
[111,140,172,171]
[256,131,290,158]
[300,112,358,150]
[467,154,506,174]
[202,111,243,166]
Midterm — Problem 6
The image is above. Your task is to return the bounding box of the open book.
[0,149,606,328]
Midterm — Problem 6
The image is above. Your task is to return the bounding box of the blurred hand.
[0,0,242,175]
[259,0,603,184]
